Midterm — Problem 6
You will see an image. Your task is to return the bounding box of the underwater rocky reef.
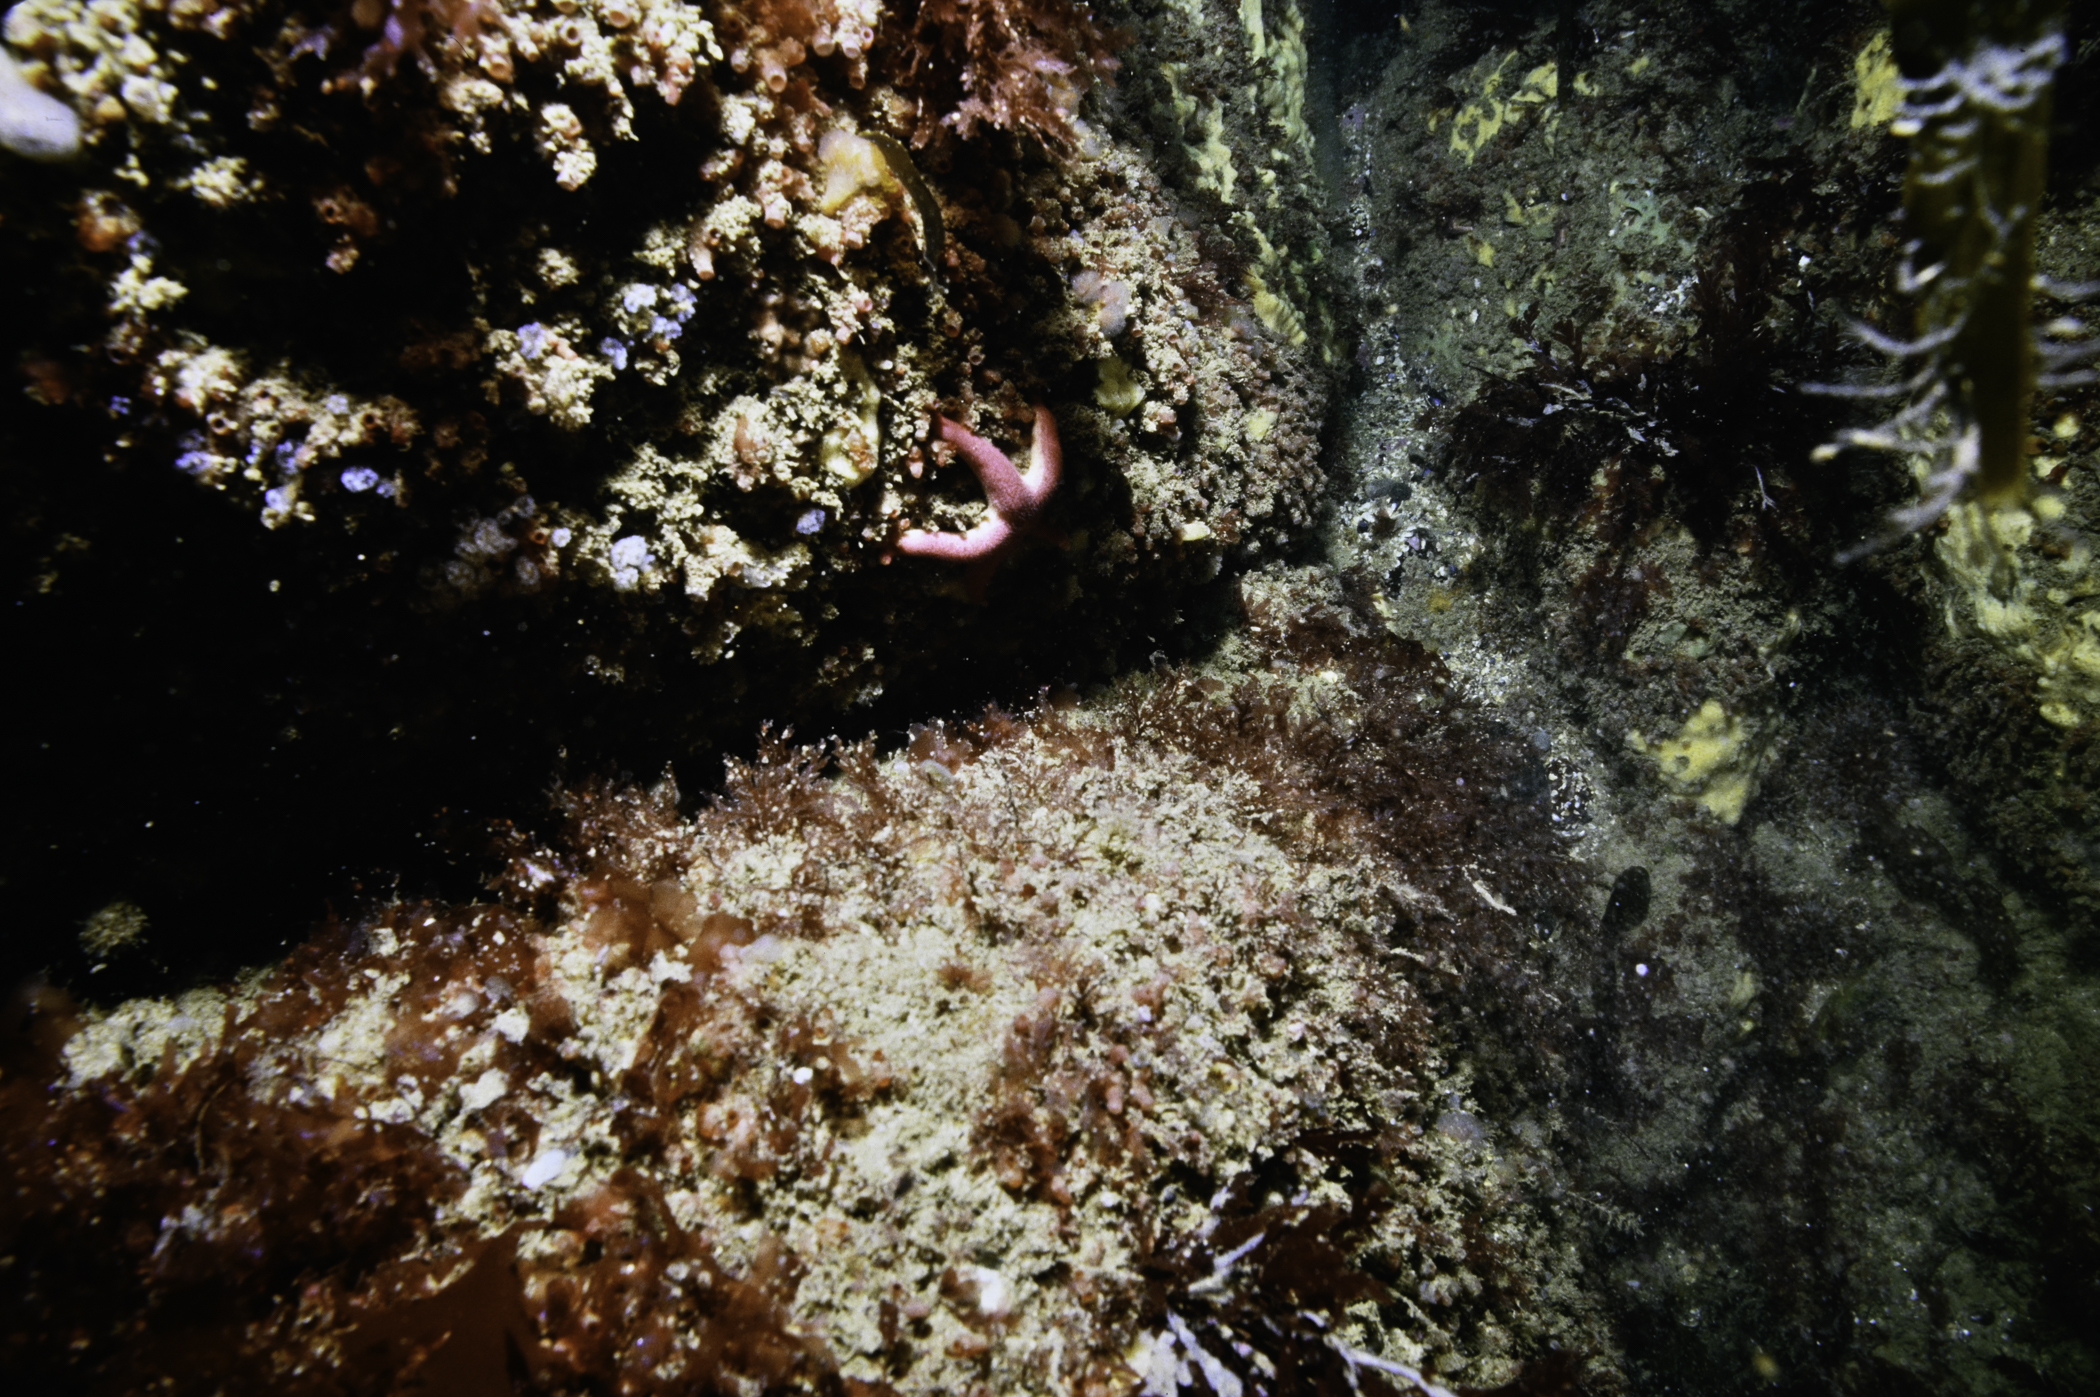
[4,580,1618,1392]
[3,0,1332,978]
[5,0,2100,1393]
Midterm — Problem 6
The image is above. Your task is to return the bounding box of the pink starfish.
[897,404,1062,594]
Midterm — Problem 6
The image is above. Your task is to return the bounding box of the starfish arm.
[895,514,1016,561]
[900,405,1060,578]
[935,415,1033,516]
[1019,403,1062,513]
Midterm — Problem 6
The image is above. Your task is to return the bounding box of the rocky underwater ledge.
[3,575,1611,1395]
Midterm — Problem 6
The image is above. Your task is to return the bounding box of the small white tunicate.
[550,526,573,548]
[608,534,654,591]
[720,933,785,978]
[437,987,481,1020]
[460,518,514,559]
[1635,962,1650,977]
[520,1148,571,1190]
[340,466,380,493]
[1071,270,1132,337]
[1435,1109,1488,1149]
[960,1265,1013,1318]
[791,1065,814,1085]
[0,50,81,162]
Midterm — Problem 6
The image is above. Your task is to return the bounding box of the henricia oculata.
[897,404,1062,596]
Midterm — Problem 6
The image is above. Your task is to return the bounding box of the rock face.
[11,0,2100,1392]
[1,580,1614,1394]
[3,0,1328,630]
[1324,1,2100,1391]
[2,0,1331,970]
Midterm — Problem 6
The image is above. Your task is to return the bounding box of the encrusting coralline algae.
[1,572,1612,1393]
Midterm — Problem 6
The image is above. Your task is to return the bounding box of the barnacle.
[1811,0,2094,558]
